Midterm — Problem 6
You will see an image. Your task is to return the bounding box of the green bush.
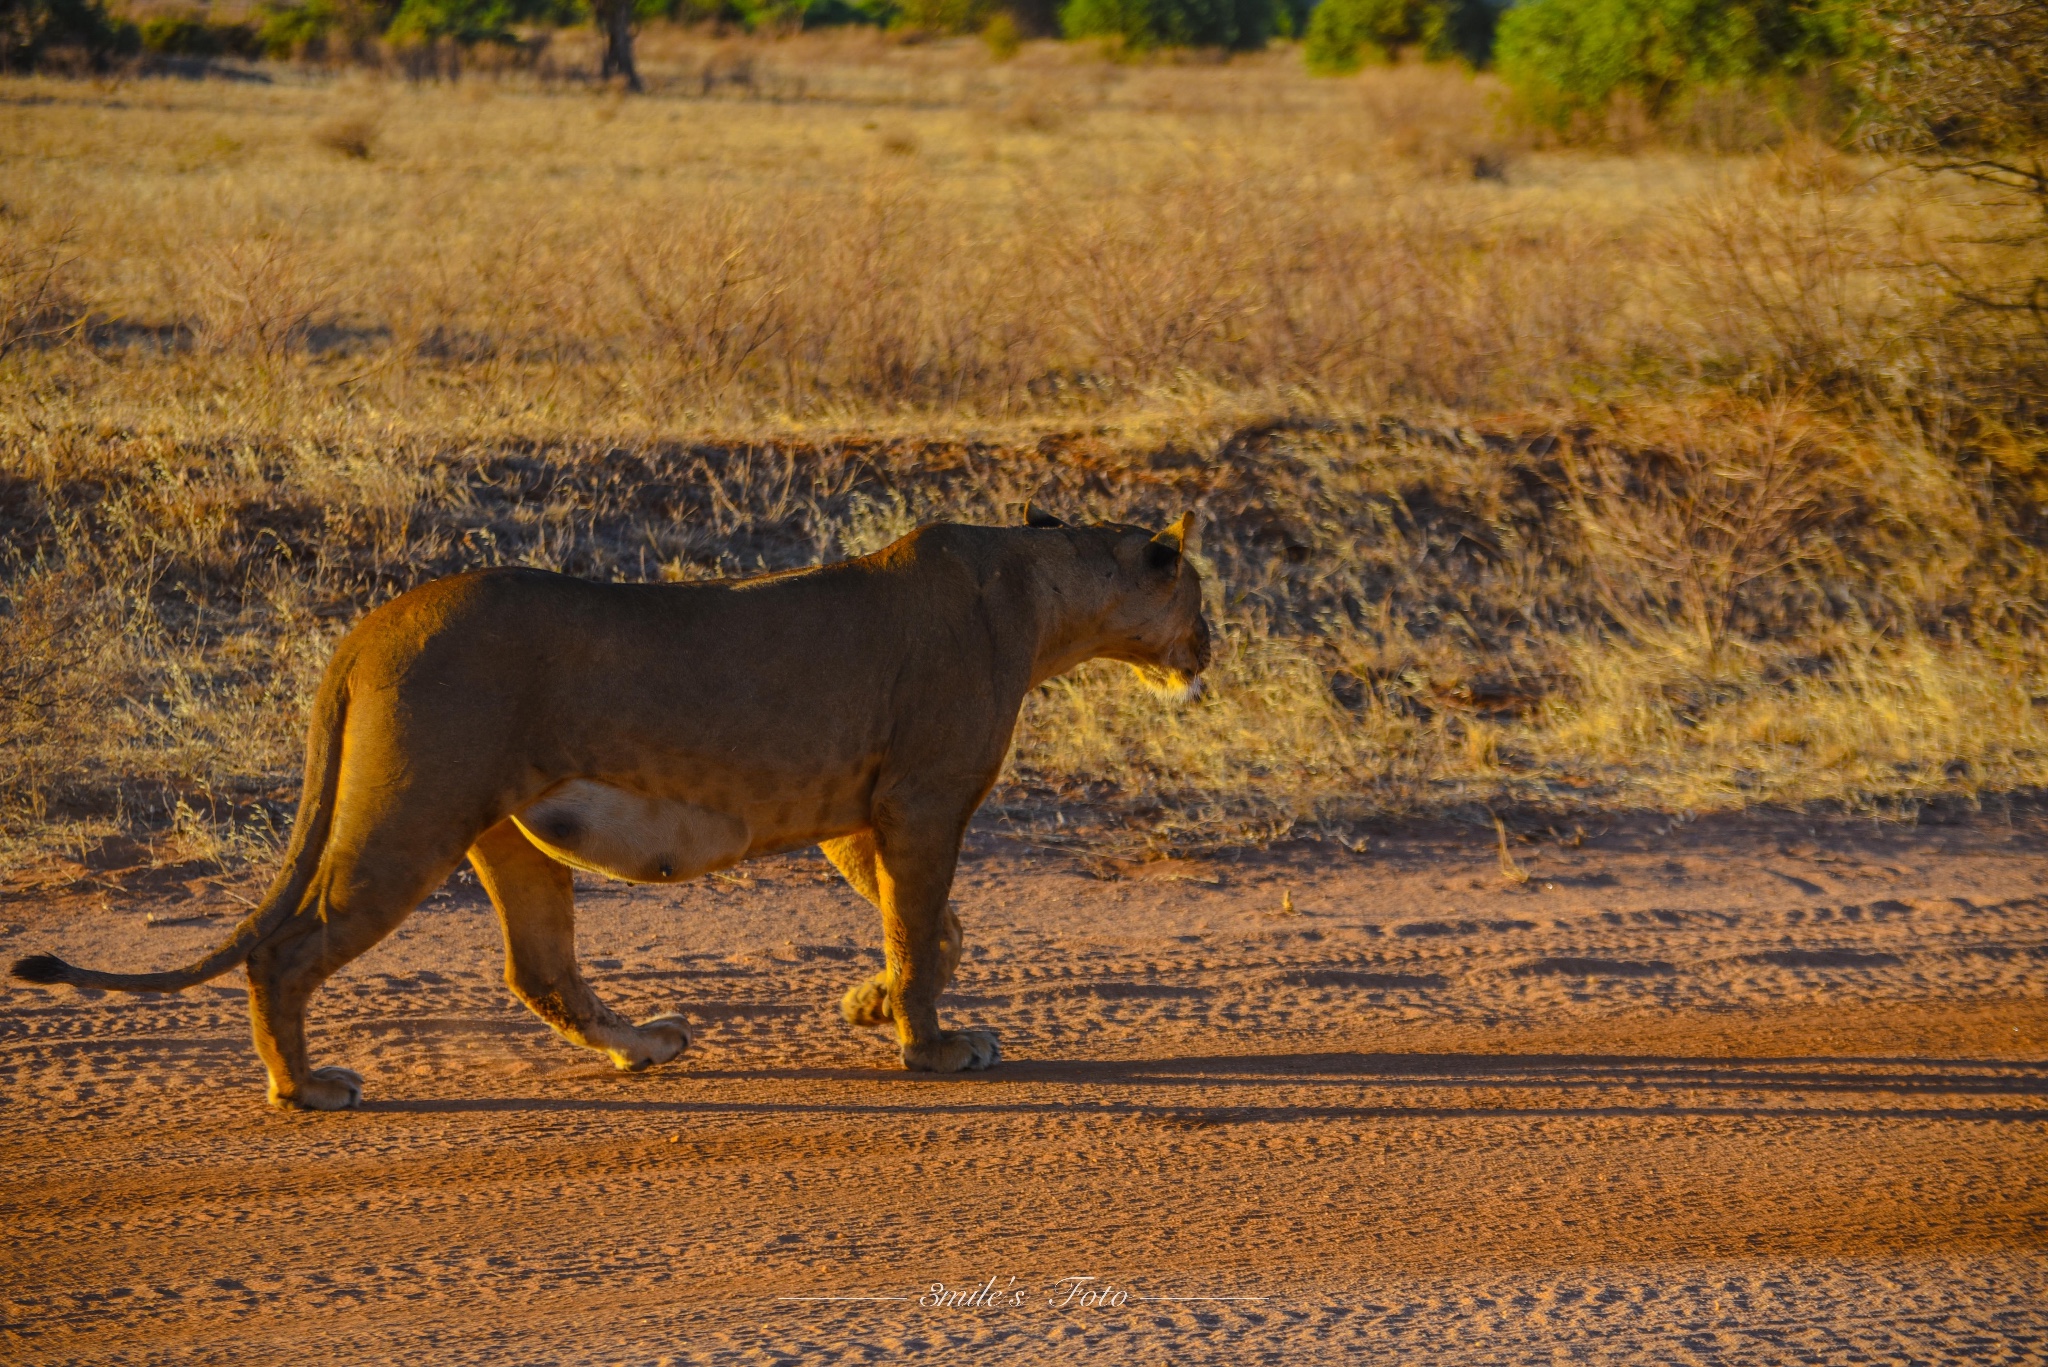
[1304,0,1394,72]
[385,0,520,43]
[1495,0,1869,129]
[1430,0,1491,63]
[138,9,260,56]
[982,8,1021,53]
[257,0,396,57]
[1303,0,1493,74]
[1060,0,1275,52]
[649,0,895,28]
[892,0,987,32]
[260,0,576,52]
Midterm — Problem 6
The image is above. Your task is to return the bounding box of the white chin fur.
[1145,671,1206,705]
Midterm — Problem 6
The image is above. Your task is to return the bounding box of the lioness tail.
[8,673,351,995]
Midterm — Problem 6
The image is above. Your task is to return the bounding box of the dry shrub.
[183,230,330,362]
[0,563,123,818]
[288,444,429,574]
[982,14,1022,62]
[0,217,83,357]
[976,70,1084,132]
[1350,60,1514,180]
[1049,176,1266,384]
[608,199,796,402]
[1563,397,1858,652]
[312,113,379,159]
[1663,153,1919,381]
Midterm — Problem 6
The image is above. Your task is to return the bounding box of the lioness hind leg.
[249,854,451,1111]
[248,920,383,1111]
[840,971,894,1029]
[823,832,962,1030]
[825,832,892,1026]
[838,910,962,1029]
[469,819,689,1073]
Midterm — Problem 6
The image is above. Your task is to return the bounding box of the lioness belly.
[514,780,751,883]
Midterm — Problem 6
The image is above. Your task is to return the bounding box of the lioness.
[11,508,1211,1110]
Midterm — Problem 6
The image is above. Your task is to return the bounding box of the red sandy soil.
[3,809,2046,1364]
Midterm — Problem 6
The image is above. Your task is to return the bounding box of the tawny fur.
[10,515,1210,1110]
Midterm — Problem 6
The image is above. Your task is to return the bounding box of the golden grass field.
[3,32,2047,870]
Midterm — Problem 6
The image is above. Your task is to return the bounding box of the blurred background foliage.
[1492,0,1874,131]
[5,0,2024,160]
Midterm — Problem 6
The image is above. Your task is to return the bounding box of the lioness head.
[1026,504,1214,702]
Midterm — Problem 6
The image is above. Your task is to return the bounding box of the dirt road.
[4,810,2046,1363]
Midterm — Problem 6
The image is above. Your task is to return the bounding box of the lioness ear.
[1024,502,1066,529]
[1144,513,1191,571]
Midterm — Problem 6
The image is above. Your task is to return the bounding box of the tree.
[0,0,132,69]
[1060,0,1275,52]
[1858,0,2048,188]
[387,0,533,44]
[1856,0,2048,331]
[593,0,638,89]
[1303,0,1494,75]
[380,0,622,83]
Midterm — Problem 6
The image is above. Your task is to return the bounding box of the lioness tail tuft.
[10,954,72,985]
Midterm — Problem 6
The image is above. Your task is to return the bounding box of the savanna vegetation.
[1,4,2045,873]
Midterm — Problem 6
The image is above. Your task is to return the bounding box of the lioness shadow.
[363,1050,2048,1123]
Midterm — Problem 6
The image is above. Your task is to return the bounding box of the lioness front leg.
[469,820,689,1073]
[871,814,997,1072]
[823,831,962,1030]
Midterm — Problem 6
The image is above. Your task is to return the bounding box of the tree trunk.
[596,0,642,93]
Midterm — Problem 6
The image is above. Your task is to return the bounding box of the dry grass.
[2,37,2045,867]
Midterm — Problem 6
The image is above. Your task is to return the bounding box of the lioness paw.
[840,977,894,1029]
[902,1028,1001,1073]
[270,1066,363,1112]
[608,1012,691,1073]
